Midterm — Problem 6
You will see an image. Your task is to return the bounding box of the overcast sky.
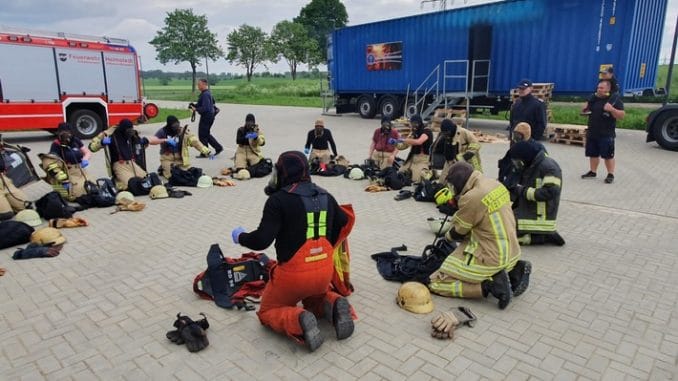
[1,0,677,74]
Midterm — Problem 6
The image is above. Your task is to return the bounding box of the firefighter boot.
[324,297,355,340]
[299,311,323,352]
[547,232,566,246]
[508,260,532,297]
[481,270,512,310]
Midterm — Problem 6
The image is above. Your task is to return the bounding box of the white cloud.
[1,0,676,74]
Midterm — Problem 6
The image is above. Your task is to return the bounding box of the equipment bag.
[0,220,34,249]
[78,178,118,208]
[128,172,162,196]
[0,142,39,187]
[168,166,203,187]
[248,158,273,178]
[35,191,74,219]
[193,244,276,310]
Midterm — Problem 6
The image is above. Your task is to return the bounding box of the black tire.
[69,109,103,139]
[654,110,678,151]
[379,95,401,120]
[358,96,377,119]
[404,101,418,119]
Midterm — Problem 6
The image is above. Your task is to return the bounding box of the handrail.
[414,65,440,115]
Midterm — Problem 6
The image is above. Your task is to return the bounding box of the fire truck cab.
[0,26,157,139]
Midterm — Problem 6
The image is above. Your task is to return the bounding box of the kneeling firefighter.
[231,151,355,352]
[40,122,93,200]
[427,162,532,309]
[395,115,433,183]
[148,115,213,179]
[431,119,482,181]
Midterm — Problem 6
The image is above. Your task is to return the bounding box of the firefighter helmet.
[30,227,66,246]
[234,169,251,181]
[396,282,434,314]
[197,175,214,188]
[149,185,169,199]
[14,209,42,227]
[115,191,135,204]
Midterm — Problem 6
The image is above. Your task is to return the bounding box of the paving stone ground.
[1,102,677,380]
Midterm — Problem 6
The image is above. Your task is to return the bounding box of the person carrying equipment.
[231,151,355,352]
[148,115,213,179]
[39,122,93,200]
[431,119,482,181]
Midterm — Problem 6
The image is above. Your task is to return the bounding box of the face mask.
[314,127,324,136]
[58,133,72,145]
[512,132,524,143]
[511,159,525,171]
[381,124,391,134]
[124,128,136,140]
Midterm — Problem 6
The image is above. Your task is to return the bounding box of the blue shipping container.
[329,0,668,97]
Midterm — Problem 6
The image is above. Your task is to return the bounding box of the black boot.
[482,270,512,310]
[546,232,565,246]
[324,297,354,340]
[508,260,532,297]
[299,311,323,352]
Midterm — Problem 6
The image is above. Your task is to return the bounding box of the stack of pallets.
[430,108,467,132]
[550,124,587,146]
[471,129,509,144]
[510,83,555,122]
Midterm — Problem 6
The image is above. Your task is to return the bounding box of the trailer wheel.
[654,110,678,151]
[70,109,103,139]
[358,96,377,119]
[379,96,401,120]
[404,101,418,119]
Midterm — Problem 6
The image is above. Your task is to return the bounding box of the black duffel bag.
[168,167,203,187]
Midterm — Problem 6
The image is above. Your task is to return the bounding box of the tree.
[269,21,319,80]
[294,0,348,63]
[226,25,270,82]
[150,9,223,92]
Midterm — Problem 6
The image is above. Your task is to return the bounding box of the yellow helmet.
[14,209,42,227]
[396,282,434,314]
[115,191,135,204]
[149,185,169,199]
[434,186,454,206]
[197,175,214,187]
[30,227,66,246]
[234,169,251,181]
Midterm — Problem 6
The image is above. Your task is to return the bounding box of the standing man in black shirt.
[581,80,625,184]
[510,79,547,141]
[190,78,223,158]
[304,118,338,164]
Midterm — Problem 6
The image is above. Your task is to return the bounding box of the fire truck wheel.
[70,110,103,140]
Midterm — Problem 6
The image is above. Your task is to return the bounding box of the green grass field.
[146,108,193,124]
[143,66,678,130]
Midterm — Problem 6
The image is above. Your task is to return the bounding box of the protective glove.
[510,184,525,198]
[231,226,246,244]
[140,137,150,146]
[430,307,477,340]
[388,137,403,145]
[63,181,71,192]
[166,137,178,147]
[101,136,111,145]
[304,148,310,155]
[81,159,89,168]
[462,151,475,161]
[245,132,258,140]
[166,313,210,352]
[208,153,216,160]
[49,217,89,228]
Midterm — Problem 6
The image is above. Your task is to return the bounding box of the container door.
[468,24,492,93]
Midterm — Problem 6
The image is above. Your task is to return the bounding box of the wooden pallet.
[550,124,587,146]
[430,109,467,132]
[471,129,509,143]
[551,137,585,146]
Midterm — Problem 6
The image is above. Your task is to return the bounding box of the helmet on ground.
[396,282,434,314]
[420,168,434,181]
[149,185,169,199]
[348,167,364,180]
[30,227,66,246]
[434,186,453,206]
[115,191,135,204]
[14,209,42,227]
[427,217,452,236]
[197,175,214,188]
[234,169,251,181]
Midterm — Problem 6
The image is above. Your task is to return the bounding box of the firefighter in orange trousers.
[231,151,355,351]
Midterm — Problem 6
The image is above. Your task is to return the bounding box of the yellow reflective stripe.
[305,253,328,263]
[464,234,479,255]
[306,212,314,239]
[429,280,464,297]
[468,143,481,151]
[318,210,327,237]
[526,187,536,201]
[518,219,556,232]
[453,214,473,230]
[542,176,561,187]
[537,201,546,218]
[489,211,509,266]
[481,185,510,213]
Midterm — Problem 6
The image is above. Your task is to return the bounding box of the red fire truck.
[0,26,158,139]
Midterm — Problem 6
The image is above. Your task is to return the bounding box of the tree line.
[142,69,325,85]
[149,0,348,91]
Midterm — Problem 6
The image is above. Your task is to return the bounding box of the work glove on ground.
[49,217,88,228]
[111,199,146,213]
[430,307,476,340]
[221,168,233,176]
[212,177,236,187]
[12,243,63,259]
[81,159,89,168]
[364,184,388,193]
[166,313,210,352]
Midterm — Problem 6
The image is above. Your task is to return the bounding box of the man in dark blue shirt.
[510,79,547,141]
[190,79,223,158]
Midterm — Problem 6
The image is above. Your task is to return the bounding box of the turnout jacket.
[447,171,520,267]
[431,127,482,171]
[155,127,209,167]
[514,150,562,233]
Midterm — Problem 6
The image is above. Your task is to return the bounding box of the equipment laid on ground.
[0,26,158,139]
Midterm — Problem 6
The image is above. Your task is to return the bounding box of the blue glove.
[245,132,258,140]
[208,153,216,160]
[102,136,111,145]
[63,181,71,191]
[81,159,89,168]
[231,226,246,244]
[304,148,310,155]
[388,137,403,145]
[166,137,178,147]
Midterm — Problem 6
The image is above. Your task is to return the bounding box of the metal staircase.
[412,59,491,120]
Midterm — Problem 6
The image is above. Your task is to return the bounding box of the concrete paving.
[1,102,677,380]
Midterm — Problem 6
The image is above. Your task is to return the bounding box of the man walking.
[190,78,223,157]
[581,79,625,184]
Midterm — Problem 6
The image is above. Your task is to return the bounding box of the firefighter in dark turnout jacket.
[508,141,565,246]
[231,151,355,352]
